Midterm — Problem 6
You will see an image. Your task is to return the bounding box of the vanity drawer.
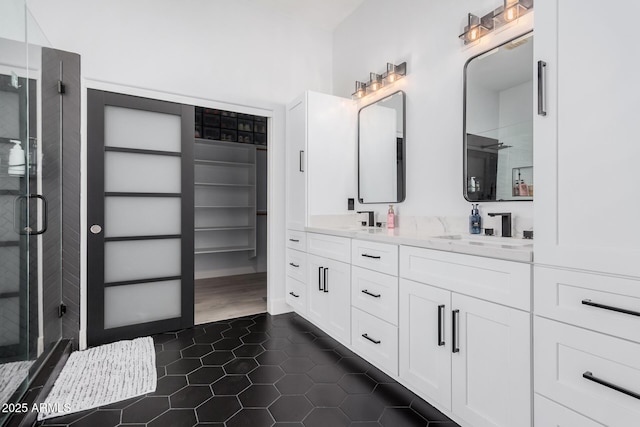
[286,249,307,282]
[307,233,351,264]
[351,307,398,376]
[400,246,531,310]
[351,266,398,325]
[534,394,604,427]
[535,266,640,344]
[286,229,306,251]
[352,239,398,276]
[535,317,640,427]
[286,276,307,315]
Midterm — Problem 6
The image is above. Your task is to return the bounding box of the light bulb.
[371,82,380,91]
[469,28,478,41]
[387,73,396,83]
[505,6,516,21]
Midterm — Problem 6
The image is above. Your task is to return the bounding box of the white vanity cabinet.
[534,0,640,278]
[305,233,352,345]
[285,231,307,315]
[399,246,531,427]
[350,239,399,375]
[285,91,356,231]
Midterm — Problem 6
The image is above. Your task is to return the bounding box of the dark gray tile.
[153,375,188,396]
[202,350,235,366]
[165,358,202,375]
[213,337,243,351]
[268,395,312,422]
[410,398,454,422]
[180,343,213,358]
[224,357,259,375]
[169,385,212,408]
[379,408,428,427]
[274,374,314,395]
[196,396,241,422]
[303,408,350,427]
[121,397,169,423]
[248,365,285,384]
[233,344,264,358]
[147,409,197,427]
[307,364,345,383]
[211,375,250,396]
[256,350,288,365]
[280,357,314,374]
[305,384,347,407]
[226,408,274,427]
[187,366,225,385]
[340,394,385,422]
[68,410,120,427]
[238,384,280,407]
[338,373,377,394]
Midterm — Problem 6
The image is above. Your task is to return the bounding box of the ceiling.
[247,0,366,31]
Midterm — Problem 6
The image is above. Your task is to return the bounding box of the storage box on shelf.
[195,107,267,145]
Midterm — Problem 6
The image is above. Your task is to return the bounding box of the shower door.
[87,90,194,346]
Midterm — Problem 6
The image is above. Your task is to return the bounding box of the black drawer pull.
[323,268,328,293]
[289,292,299,298]
[362,333,381,344]
[289,238,300,242]
[361,253,381,259]
[289,262,299,268]
[438,305,445,347]
[583,371,640,400]
[581,299,640,318]
[318,267,323,291]
[361,289,381,298]
[452,310,460,353]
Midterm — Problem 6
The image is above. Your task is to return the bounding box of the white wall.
[333,0,534,225]
[26,0,333,105]
[26,0,336,343]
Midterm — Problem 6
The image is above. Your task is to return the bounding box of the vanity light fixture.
[459,0,533,45]
[459,12,494,45]
[351,62,407,99]
[493,0,533,26]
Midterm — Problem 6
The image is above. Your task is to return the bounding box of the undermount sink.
[434,234,533,248]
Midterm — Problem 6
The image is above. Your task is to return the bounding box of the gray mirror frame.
[463,31,533,202]
[357,90,406,204]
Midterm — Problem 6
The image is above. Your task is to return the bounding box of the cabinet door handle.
[537,60,547,116]
[318,267,323,291]
[438,305,445,347]
[362,333,381,344]
[289,262,299,268]
[361,253,381,259]
[452,309,460,353]
[323,268,328,293]
[289,291,299,298]
[583,371,640,400]
[581,299,640,318]
[361,289,381,298]
[299,150,305,172]
[289,238,299,242]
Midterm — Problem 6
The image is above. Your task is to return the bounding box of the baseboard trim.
[268,297,292,316]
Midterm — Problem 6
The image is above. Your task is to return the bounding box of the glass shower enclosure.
[0,1,63,421]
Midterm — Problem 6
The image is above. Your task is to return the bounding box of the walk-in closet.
[193,108,268,324]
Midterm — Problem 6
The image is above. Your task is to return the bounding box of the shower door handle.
[13,194,48,235]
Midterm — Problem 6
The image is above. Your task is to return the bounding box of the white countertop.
[304,226,533,263]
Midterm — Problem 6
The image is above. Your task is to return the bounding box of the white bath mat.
[0,360,34,405]
[38,337,156,420]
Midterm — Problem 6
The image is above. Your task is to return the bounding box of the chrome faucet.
[357,211,375,227]
[487,212,512,237]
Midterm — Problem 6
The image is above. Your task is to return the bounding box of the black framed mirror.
[358,90,406,204]
[464,32,533,202]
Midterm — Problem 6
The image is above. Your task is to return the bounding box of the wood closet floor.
[195,272,267,325]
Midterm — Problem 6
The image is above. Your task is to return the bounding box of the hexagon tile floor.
[37,312,460,427]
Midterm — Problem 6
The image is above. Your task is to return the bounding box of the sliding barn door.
[87,90,193,346]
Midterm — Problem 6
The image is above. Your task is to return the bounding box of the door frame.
[86,89,194,346]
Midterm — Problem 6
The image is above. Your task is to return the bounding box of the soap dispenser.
[387,205,395,229]
[8,139,25,176]
[469,204,482,234]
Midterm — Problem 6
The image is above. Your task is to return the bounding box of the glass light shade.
[459,12,494,45]
[368,73,382,93]
[352,81,366,99]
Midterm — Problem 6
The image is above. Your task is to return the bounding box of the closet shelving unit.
[193,139,257,257]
